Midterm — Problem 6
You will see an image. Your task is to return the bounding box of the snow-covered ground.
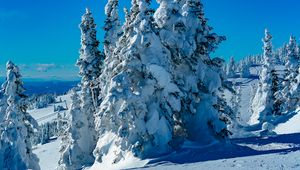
[143,132,300,169]
[144,151,300,170]
[275,108,300,135]
[33,139,61,170]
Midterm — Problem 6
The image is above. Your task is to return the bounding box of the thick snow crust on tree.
[92,0,230,169]
[0,61,40,170]
[251,30,275,125]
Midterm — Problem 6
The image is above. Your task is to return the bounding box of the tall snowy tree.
[231,84,242,122]
[227,56,236,78]
[91,0,232,168]
[289,67,300,107]
[154,0,230,144]
[280,36,300,112]
[58,89,93,170]
[99,1,126,102]
[251,29,278,124]
[103,0,122,57]
[77,8,104,108]
[277,43,288,64]
[180,0,230,141]
[0,79,8,122]
[93,0,182,165]
[74,8,103,166]
[240,60,251,78]
[0,61,40,170]
[272,70,283,116]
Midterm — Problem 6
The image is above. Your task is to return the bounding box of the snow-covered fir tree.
[272,70,283,116]
[240,60,251,78]
[56,112,65,136]
[251,29,278,124]
[231,84,242,122]
[99,0,123,102]
[94,0,180,164]
[0,79,8,122]
[40,123,50,144]
[156,0,229,142]
[0,61,40,170]
[281,36,300,112]
[227,56,236,78]
[154,0,193,59]
[58,89,93,170]
[103,0,122,57]
[74,8,103,166]
[277,43,288,64]
[77,8,104,108]
[289,67,300,107]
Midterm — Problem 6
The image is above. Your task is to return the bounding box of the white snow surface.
[90,132,148,170]
[144,151,300,170]
[275,108,300,134]
[33,139,61,170]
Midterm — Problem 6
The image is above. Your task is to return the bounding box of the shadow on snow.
[141,133,300,168]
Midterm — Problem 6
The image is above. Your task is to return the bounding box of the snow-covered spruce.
[77,8,104,108]
[58,89,93,170]
[98,0,123,102]
[65,8,103,168]
[93,0,178,165]
[0,61,40,170]
[166,0,229,142]
[230,84,242,126]
[281,36,300,112]
[0,82,8,123]
[251,29,280,126]
[289,67,300,108]
[103,0,122,58]
[91,0,231,168]
[227,56,236,78]
[240,60,251,78]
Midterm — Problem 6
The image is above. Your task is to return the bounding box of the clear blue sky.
[0,0,300,80]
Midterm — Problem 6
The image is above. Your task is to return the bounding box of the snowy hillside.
[28,93,72,170]
[28,65,300,170]
[33,140,61,170]
[29,93,72,125]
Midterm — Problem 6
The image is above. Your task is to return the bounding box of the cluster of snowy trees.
[1,1,299,170]
[225,37,295,79]
[26,93,57,110]
[0,61,71,169]
[0,61,40,170]
[33,112,68,145]
[57,0,234,169]
[251,30,300,131]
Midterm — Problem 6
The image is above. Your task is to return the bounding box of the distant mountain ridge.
[0,79,79,95]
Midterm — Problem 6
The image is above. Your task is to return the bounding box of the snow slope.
[33,139,61,170]
[143,133,300,170]
[29,93,72,124]
[275,108,300,134]
[144,151,300,170]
